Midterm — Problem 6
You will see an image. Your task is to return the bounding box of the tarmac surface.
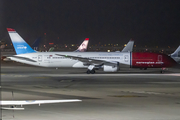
[1,61,180,120]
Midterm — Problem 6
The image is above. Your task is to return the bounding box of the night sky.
[1,0,180,48]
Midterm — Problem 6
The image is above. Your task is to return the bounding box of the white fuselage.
[9,52,131,68]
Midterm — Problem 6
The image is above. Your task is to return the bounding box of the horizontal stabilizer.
[48,47,54,52]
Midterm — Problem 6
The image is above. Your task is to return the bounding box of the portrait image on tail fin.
[75,38,89,52]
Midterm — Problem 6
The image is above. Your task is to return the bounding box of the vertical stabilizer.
[7,28,36,55]
[32,37,41,51]
[75,38,89,52]
[121,40,134,52]
[170,46,180,63]
[171,46,180,57]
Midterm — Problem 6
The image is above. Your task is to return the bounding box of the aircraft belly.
[119,63,130,68]
[55,59,77,67]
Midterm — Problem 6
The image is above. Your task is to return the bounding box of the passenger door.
[38,55,42,62]
[124,55,129,62]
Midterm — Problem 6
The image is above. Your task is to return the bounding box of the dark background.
[1,0,180,47]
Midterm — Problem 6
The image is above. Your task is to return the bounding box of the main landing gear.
[160,67,166,73]
[87,65,96,74]
[86,69,96,74]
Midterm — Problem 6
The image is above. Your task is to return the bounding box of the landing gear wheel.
[86,70,91,74]
[86,70,96,74]
[161,67,166,73]
[91,70,95,74]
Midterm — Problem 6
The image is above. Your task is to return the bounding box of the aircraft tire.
[90,70,95,74]
[87,70,91,74]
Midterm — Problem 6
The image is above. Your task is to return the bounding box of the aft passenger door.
[38,55,42,62]
[124,55,129,62]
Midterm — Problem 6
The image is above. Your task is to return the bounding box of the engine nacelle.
[72,62,87,68]
[103,64,119,72]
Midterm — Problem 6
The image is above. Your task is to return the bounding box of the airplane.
[1,99,81,110]
[6,28,177,74]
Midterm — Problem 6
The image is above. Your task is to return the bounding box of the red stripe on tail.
[7,28,15,31]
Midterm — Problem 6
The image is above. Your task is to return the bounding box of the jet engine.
[103,63,120,72]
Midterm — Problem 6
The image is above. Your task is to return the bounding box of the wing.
[55,54,118,66]
[1,99,82,106]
